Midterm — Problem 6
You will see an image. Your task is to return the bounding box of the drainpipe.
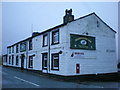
[26,41,28,70]
[48,32,50,73]
[7,48,8,66]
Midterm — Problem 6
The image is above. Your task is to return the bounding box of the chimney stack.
[63,9,74,24]
[32,32,40,37]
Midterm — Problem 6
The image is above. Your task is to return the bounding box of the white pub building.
[3,9,117,76]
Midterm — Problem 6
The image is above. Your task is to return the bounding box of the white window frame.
[52,53,59,70]
[29,56,33,68]
[43,34,48,47]
[12,46,14,53]
[16,56,19,66]
[52,29,59,45]
[29,39,32,50]
[9,48,11,54]
[16,44,19,53]
[42,53,48,69]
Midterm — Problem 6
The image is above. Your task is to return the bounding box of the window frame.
[29,39,33,50]
[12,55,14,65]
[43,34,48,47]
[20,42,26,52]
[16,55,19,66]
[12,46,14,53]
[42,53,48,70]
[51,53,59,70]
[9,56,11,64]
[51,29,59,45]
[3,55,7,63]
[28,56,33,68]
[9,47,11,54]
[16,44,19,53]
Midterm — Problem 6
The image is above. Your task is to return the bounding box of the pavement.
[1,66,120,88]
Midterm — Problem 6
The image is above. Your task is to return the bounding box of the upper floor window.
[12,46,14,53]
[29,39,32,50]
[20,42,26,52]
[52,29,59,45]
[8,47,11,54]
[16,44,19,53]
[43,34,48,47]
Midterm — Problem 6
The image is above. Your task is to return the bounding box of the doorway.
[21,54,25,70]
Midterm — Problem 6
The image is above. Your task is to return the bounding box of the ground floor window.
[42,53,48,69]
[29,56,33,68]
[12,55,14,65]
[16,56,19,65]
[51,53,59,70]
[9,56,11,64]
[3,55,7,63]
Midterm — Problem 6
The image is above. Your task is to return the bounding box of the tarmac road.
[1,66,120,88]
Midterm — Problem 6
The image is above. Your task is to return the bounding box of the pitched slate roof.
[7,12,116,48]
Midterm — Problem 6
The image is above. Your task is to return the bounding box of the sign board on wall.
[70,34,96,50]
[71,52,96,59]
[71,52,85,58]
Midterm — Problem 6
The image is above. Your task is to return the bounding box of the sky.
[2,2,119,60]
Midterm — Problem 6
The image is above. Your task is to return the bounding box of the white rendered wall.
[5,14,117,76]
[62,14,117,76]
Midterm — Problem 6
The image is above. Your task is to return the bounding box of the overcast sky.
[2,2,118,60]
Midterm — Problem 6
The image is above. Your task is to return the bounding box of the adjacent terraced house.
[3,9,117,76]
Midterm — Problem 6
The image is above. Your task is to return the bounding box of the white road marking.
[14,76,40,87]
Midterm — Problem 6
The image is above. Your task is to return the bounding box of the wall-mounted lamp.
[71,53,74,57]
[59,50,62,54]
[32,54,35,57]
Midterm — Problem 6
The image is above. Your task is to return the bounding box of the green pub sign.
[70,34,96,50]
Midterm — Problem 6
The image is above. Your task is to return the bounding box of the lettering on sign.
[106,49,115,53]
[71,52,84,58]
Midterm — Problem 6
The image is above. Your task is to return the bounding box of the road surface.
[2,66,120,88]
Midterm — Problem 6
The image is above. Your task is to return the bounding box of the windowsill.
[20,50,26,52]
[51,42,59,45]
[42,45,48,47]
[51,68,59,71]
[42,68,47,70]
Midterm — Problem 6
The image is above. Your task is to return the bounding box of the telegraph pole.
[31,24,33,34]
